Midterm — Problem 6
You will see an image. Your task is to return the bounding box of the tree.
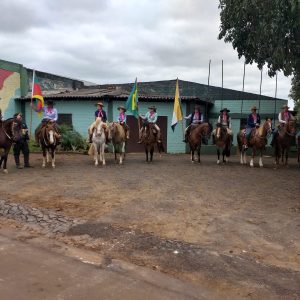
[218,0,300,109]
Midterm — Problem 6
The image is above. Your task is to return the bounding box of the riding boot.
[14,155,23,169]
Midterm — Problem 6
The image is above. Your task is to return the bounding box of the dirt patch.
[1,153,300,299]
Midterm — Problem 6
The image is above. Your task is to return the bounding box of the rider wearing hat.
[271,104,294,146]
[89,102,108,143]
[94,102,107,122]
[31,99,61,144]
[183,105,203,143]
[138,105,161,143]
[117,106,130,139]
[12,112,32,168]
[244,105,261,148]
[212,108,232,144]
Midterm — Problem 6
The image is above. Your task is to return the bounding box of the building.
[0,59,288,153]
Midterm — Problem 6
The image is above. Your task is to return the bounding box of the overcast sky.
[0,0,293,106]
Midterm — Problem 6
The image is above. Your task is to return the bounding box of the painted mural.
[0,68,21,118]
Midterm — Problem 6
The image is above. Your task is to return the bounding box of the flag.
[32,70,44,116]
[171,78,183,131]
[125,78,139,118]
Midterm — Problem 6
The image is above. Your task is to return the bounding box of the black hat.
[13,112,22,118]
[46,100,54,106]
[220,108,230,112]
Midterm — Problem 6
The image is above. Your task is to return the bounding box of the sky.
[0,0,293,106]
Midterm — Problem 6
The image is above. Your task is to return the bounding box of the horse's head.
[45,122,56,145]
[203,123,212,139]
[286,119,297,136]
[261,118,273,137]
[11,119,23,142]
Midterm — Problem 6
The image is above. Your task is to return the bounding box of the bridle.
[42,124,56,147]
[1,119,19,141]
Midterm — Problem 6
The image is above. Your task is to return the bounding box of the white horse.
[89,118,107,166]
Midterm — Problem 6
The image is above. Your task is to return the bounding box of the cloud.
[0,0,293,106]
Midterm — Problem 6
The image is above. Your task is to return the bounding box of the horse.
[141,123,164,162]
[215,124,231,164]
[274,119,297,167]
[89,118,107,166]
[36,121,58,168]
[237,119,272,167]
[0,114,22,173]
[187,123,212,163]
[108,122,126,164]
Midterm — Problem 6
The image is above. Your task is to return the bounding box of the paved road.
[0,227,222,300]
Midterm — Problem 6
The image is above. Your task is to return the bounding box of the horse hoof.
[42,165,46,168]
[217,160,220,165]
[52,165,56,169]
[3,169,8,174]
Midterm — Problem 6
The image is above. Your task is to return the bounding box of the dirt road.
[1,153,299,299]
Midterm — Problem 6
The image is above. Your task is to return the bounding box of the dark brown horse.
[274,119,297,167]
[141,123,164,162]
[237,119,272,167]
[187,123,212,163]
[215,125,231,164]
[36,121,58,168]
[0,113,22,173]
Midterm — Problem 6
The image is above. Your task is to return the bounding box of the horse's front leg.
[285,148,289,166]
[119,142,125,164]
[101,143,106,166]
[259,149,263,168]
[46,150,50,163]
[93,143,98,166]
[145,146,149,162]
[51,148,56,168]
[150,146,154,162]
[191,150,194,163]
[2,151,8,173]
[217,148,220,165]
[42,147,47,168]
[250,148,255,167]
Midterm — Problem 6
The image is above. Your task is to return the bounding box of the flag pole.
[136,78,141,131]
[29,70,35,138]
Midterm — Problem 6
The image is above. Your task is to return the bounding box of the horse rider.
[244,105,261,149]
[89,102,108,143]
[183,105,203,143]
[31,100,61,144]
[212,108,232,144]
[117,106,130,139]
[138,105,162,143]
[271,104,294,146]
[13,112,33,169]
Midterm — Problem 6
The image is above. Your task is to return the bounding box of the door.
[126,116,168,153]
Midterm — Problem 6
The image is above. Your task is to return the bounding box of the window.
[58,113,72,127]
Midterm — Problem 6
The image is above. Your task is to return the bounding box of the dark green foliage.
[59,125,88,152]
[218,0,300,107]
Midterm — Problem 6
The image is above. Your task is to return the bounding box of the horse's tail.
[158,141,165,153]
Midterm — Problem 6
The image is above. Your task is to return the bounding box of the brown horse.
[215,125,231,164]
[187,123,212,163]
[108,122,126,164]
[274,119,297,167]
[36,121,58,168]
[0,113,22,173]
[237,119,272,167]
[141,123,164,162]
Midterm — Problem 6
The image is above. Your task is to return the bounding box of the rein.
[1,120,15,141]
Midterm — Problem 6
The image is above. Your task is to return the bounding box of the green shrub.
[59,125,88,152]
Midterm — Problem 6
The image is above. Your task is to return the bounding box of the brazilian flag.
[125,78,139,118]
